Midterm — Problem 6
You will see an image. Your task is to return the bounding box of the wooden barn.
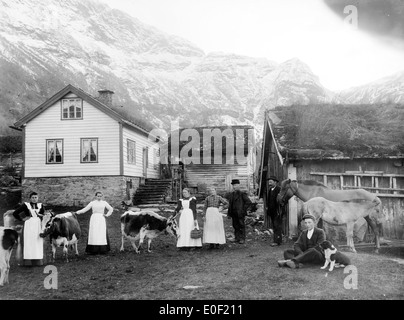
[163,125,257,200]
[258,103,404,242]
[12,84,161,207]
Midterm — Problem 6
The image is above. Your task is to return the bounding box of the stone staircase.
[132,179,171,205]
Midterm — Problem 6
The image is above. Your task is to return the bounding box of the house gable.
[14,84,160,179]
[22,95,121,177]
[14,84,152,138]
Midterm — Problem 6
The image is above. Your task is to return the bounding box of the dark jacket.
[266,185,281,217]
[294,227,325,255]
[227,190,252,218]
[13,202,45,221]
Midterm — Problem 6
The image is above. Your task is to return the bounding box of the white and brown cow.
[120,210,178,253]
[3,208,53,264]
[40,211,81,262]
[0,227,19,286]
[3,209,24,264]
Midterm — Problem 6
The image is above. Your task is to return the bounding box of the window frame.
[46,139,64,164]
[127,139,136,165]
[61,98,83,120]
[80,138,99,163]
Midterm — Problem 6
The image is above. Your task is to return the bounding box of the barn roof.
[266,103,404,160]
[13,84,154,136]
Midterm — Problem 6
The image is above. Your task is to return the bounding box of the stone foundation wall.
[22,176,140,208]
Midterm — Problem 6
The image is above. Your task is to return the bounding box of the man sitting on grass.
[278,214,325,269]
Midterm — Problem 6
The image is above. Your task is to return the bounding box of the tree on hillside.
[0,136,22,153]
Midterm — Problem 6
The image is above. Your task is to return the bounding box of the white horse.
[302,197,384,253]
[278,179,384,253]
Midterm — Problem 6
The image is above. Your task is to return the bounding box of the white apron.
[203,207,226,244]
[88,213,107,245]
[23,202,44,259]
[177,199,202,247]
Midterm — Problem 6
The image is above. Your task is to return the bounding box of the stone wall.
[22,176,140,208]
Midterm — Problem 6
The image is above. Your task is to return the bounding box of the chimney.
[97,89,114,107]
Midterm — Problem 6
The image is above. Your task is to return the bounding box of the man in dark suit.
[265,176,284,246]
[278,214,325,268]
[227,179,252,244]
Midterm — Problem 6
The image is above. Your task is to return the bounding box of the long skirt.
[86,213,110,254]
[22,217,44,266]
[177,208,202,248]
[203,207,226,244]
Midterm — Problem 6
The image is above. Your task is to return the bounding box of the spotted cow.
[3,209,23,264]
[40,211,81,262]
[120,210,178,253]
[0,227,19,286]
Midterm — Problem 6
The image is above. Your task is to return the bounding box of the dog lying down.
[320,240,351,271]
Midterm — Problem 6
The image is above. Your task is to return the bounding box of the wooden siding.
[24,98,120,177]
[185,164,255,195]
[122,127,160,179]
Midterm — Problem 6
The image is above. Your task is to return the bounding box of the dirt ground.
[0,199,403,302]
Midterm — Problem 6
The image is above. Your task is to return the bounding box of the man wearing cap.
[265,176,284,247]
[226,179,252,244]
[277,214,325,268]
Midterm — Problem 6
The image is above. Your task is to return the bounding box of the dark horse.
[277,179,384,253]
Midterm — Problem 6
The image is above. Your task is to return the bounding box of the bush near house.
[0,136,23,153]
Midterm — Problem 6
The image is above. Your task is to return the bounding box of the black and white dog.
[320,240,351,271]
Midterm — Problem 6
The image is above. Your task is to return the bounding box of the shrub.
[0,175,19,187]
[2,165,17,176]
[0,136,22,153]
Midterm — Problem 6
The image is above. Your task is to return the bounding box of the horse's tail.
[371,196,385,224]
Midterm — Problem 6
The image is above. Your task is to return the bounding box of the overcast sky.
[98,0,404,91]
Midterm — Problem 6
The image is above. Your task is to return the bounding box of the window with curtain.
[46,139,63,164]
[127,139,136,164]
[81,138,98,163]
[62,98,82,119]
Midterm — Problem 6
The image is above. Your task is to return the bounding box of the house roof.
[13,84,154,137]
[266,103,404,160]
[166,125,255,151]
[159,125,256,163]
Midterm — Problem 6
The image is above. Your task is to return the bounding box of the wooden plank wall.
[185,164,255,195]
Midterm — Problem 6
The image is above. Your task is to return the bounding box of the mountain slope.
[0,0,348,136]
[337,71,404,104]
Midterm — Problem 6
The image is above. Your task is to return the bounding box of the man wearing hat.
[226,179,252,244]
[265,176,284,247]
[277,214,325,268]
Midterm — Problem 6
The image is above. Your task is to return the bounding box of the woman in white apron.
[202,187,228,249]
[76,191,114,254]
[175,188,202,250]
[12,192,45,266]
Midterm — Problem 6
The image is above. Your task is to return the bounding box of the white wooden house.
[12,84,161,207]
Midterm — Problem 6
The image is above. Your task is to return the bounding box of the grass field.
[0,200,403,301]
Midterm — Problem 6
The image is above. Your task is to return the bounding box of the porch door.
[142,147,148,178]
